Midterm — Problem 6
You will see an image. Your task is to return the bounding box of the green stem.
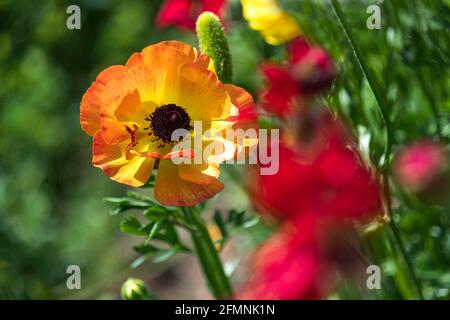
[417,68,443,140]
[387,220,424,299]
[183,207,232,299]
[383,174,424,299]
[331,0,393,168]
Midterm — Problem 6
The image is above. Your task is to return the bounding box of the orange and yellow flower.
[241,0,301,45]
[80,41,256,206]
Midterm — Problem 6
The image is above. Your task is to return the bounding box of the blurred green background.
[0,0,448,299]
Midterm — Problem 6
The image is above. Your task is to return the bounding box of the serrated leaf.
[120,216,146,236]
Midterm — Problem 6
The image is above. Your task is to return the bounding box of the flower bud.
[121,278,152,300]
[394,141,449,203]
[291,47,336,93]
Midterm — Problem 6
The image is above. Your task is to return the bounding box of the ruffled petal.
[80,65,128,136]
[126,42,197,100]
[92,131,154,187]
[224,84,258,125]
[178,62,231,121]
[178,163,220,184]
[155,160,224,206]
[100,67,166,144]
[92,131,127,169]
[108,156,155,187]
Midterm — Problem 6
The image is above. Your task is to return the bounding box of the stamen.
[145,104,193,145]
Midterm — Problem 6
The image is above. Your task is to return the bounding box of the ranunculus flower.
[394,141,449,195]
[241,0,301,45]
[80,41,256,206]
[261,38,335,115]
[237,213,334,300]
[156,0,228,30]
[249,110,381,223]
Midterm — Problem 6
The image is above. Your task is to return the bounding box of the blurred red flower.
[261,38,335,115]
[250,110,381,223]
[237,213,334,300]
[394,141,449,195]
[155,0,227,30]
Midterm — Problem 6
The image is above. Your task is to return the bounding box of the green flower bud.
[121,278,152,300]
[196,12,233,83]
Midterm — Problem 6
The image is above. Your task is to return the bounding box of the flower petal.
[224,84,257,125]
[126,42,197,99]
[80,65,128,136]
[178,163,220,184]
[92,131,127,169]
[92,131,154,187]
[100,67,166,144]
[155,160,224,206]
[178,62,231,121]
[155,0,195,29]
[108,156,155,187]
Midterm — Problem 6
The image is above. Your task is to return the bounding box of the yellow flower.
[80,41,257,206]
[241,0,301,45]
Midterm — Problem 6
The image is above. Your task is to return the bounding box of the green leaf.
[143,220,163,245]
[214,209,228,244]
[153,245,182,263]
[144,207,167,221]
[103,196,152,215]
[120,216,146,236]
[196,12,233,83]
[133,244,159,255]
[129,255,148,269]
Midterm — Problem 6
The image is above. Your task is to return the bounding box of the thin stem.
[417,68,443,140]
[383,174,424,299]
[331,0,393,168]
[183,206,232,299]
[387,220,424,299]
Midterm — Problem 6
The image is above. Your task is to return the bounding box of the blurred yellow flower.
[241,0,301,45]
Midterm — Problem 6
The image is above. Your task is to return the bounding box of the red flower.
[261,64,301,115]
[155,0,227,30]
[250,110,381,223]
[237,213,334,300]
[394,141,449,194]
[261,38,335,116]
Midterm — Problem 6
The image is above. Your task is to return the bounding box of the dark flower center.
[145,104,193,145]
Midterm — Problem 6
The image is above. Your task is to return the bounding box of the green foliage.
[213,209,259,250]
[196,12,233,83]
[107,192,191,268]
